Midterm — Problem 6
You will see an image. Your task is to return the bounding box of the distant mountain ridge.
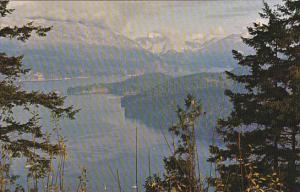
[66,69,244,142]
[67,73,172,96]
[1,40,167,79]
[0,24,251,79]
[160,34,252,74]
[66,70,235,97]
[118,71,235,140]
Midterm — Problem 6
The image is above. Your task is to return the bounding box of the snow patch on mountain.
[135,32,172,54]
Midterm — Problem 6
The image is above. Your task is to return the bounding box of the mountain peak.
[135,32,171,54]
[147,32,164,39]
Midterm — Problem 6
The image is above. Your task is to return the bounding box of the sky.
[5,0,281,50]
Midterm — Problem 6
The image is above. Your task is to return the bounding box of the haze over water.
[20,78,212,191]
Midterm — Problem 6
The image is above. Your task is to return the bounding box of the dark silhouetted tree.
[0,0,78,185]
[209,1,300,191]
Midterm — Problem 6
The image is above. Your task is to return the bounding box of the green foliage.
[77,167,88,192]
[67,73,172,96]
[209,0,300,191]
[144,174,164,192]
[104,72,172,96]
[144,95,207,192]
[210,144,284,192]
[0,0,78,190]
[67,72,230,97]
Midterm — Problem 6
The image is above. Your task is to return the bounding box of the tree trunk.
[287,128,296,192]
[273,135,278,171]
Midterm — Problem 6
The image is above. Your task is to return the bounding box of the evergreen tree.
[144,95,205,192]
[0,0,77,180]
[209,1,300,191]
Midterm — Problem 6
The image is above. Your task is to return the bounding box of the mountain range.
[0,21,252,79]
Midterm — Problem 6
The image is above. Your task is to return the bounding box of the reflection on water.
[21,77,211,191]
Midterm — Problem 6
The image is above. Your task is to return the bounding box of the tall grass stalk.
[135,125,138,192]
[116,169,122,192]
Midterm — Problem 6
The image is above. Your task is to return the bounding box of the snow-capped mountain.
[160,34,251,75]
[183,37,222,51]
[1,22,168,78]
[200,34,246,54]
[135,32,239,54]
[21,19,142,50]
[135,32,172,55]
[1,17,252,79]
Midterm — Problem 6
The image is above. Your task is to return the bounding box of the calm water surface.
[21,77,212,191]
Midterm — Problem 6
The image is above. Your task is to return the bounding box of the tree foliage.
[0,0,78,181]
[144,94,206,192]
[209,1,300,191]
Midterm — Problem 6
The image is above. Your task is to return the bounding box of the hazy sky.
[5,0,281,49]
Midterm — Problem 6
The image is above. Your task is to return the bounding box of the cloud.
[7,1,164,33]
[3,0,278,51]
[7,2,111,30]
